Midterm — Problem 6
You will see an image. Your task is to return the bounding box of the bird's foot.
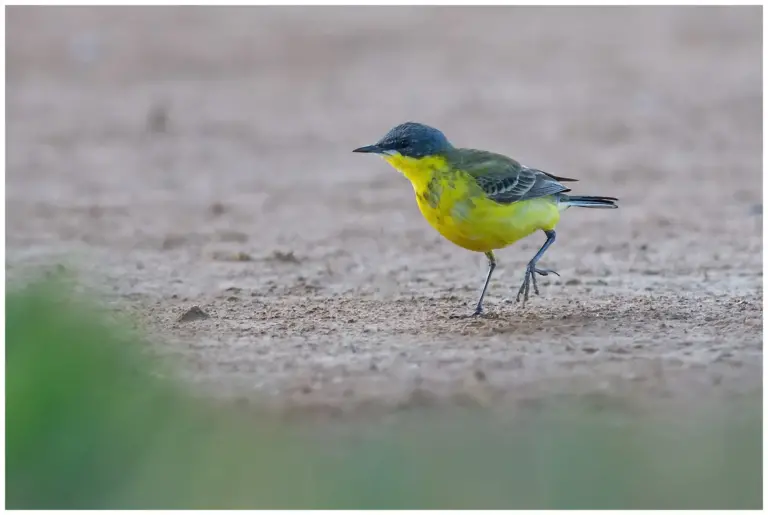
[516,264,559,305]
[449,305,486,319]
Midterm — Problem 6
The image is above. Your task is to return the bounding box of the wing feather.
[448,149,571,204]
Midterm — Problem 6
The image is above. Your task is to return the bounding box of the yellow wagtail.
[353,122,618,316]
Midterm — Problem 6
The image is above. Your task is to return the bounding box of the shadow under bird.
[353,122,618,316]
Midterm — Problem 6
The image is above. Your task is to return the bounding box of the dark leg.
[516,230,559,305]
[472,251,496,316]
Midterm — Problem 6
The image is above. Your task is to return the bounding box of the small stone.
[210,202,226,216]
[269,250,301,264]
[212,251,252,262]
[147,103,169,134]
[162,235,186,250]
[233,252,252,262]
[178,306,209,322]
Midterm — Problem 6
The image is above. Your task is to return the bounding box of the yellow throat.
[382,153,448,190]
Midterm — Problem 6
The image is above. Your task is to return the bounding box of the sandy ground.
[6,7,763,416]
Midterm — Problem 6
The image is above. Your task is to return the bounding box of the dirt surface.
[6,7,763,416]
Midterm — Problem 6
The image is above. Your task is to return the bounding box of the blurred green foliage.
[5,279,762,509]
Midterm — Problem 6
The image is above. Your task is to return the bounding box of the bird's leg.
[472,251,496,316]
[516,230,559,305]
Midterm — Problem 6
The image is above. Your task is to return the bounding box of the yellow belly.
[382,153,561,253]
[414,178,561,253]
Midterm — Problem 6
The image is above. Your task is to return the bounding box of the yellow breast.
[383,154,561,252]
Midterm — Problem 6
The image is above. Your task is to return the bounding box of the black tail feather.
[560,195,618,209]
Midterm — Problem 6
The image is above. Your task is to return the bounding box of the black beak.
[352,144,382,154]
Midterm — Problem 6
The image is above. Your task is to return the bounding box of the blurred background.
[5,6,763,509]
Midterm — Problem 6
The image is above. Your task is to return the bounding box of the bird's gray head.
[353,122,453,159]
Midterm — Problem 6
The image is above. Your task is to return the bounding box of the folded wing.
[450,149,572,205]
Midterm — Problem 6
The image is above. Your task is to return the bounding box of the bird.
[353,122,618,316]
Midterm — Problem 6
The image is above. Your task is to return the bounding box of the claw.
[516,230,558,307]
[517,264,558,305]
[516,267,532,304]
[450,307,485,319]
